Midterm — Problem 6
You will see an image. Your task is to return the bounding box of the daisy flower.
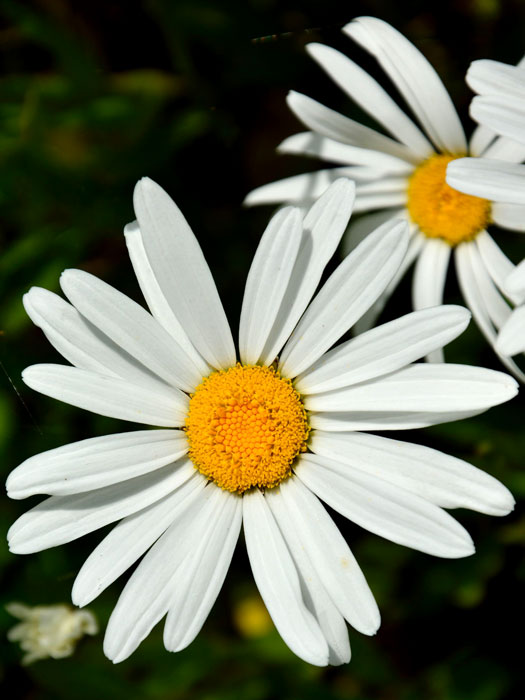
[7,177,517,667]
[245,16,525,375]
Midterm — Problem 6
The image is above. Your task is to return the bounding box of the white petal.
[163,491,242,652]
[133,178,236,369]
[492,202,525,231]
[343,17,467,153]
[268,478,380,635]
[277,132,413,173]
[446,158,525,204]
[297,454,474,558]
[467,59,525,100]
[341,208,406,257]
[353,229,425,334]
[304,363,517,413]
[72,474,206,606]
[7,430,189,499]
[455,244,525,381]
[309,407,485,432]
[496,306,525,356]
[266,489,351,665]
[103,484,224,663]
[306,42,433,159]
[279,219,409,377]
[60,269,201,393]
[412,238,451,362]
[469,123,497,157]
[22,364,188,427]
[505,259,525,300]
[475,231,519,301]
[258,179,356,365]
[244,167,371,206]
[296,305,470,394]
[286,91,418,162]
[468,241,512,330]
[310,431,515,515]
[243,489,329,666]
[472,96,525,148]
[480,129,525,163]
[124,222,210,375]
[352,190,407,214]
[239,207,303,364]
[23,287,166,387]
[8,459,194,554]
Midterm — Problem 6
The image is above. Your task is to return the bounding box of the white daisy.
[447,58,525,206]
[7,177,517,667]
[244,16,525,376]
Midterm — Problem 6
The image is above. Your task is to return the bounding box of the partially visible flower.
[245,16,525,378]
[447,58,525,206]
[233,594,273,639]
[6,602,98,665]
[6,178,517,667]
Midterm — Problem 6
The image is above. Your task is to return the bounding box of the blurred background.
[1,0,525,698]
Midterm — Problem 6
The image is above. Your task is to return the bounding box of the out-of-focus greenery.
[1,1,524,698]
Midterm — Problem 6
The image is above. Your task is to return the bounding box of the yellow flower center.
[407,154,491,245]
[185,364,309,494]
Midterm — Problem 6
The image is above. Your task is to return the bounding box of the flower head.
[6,602,97,665]
[7,178,517,666]
[245,16,525,378]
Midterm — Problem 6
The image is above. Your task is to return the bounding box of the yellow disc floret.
[185,364,309,494]
[407,154,491,245]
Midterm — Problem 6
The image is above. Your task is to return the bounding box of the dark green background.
[1,1,524,698]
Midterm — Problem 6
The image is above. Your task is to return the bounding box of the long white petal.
[496,306,525,355]
[480,129,525,163]
[244,167,369,206]
[306,42,433,159]
[304,363,517,413]
[243,489,329,666]
[468,242,511,332]
[239,207,303,364]
[412,238,451,362]
[23,287,166,387]
[447,158,525,204]
[277,132,413,173]
[343,17,467,153]
[258,179,356,365]
[471,96,525,148]
[296,305,470,394]
[341,208,406,256]
[103,485,224,663]
[286,91,418,162]
[297,454,474,558]
[310,431,515,515]
[163,491,242,652]
[467,59,525,100]
[124,222,210,375]
[492,202,525,232]
[475,231,518,301]
[505,259,525,300]
[7,430,189,499]
[133,178,236,369]
[353,229,424,334]
[8,459,194,554]
[72,474,206,606]
[279,219,409,377]
[469,123,497,157]
[268,478,380,635]
[60,269,201,393]
[455,244,525,382]
[22,364,188,427]
[309,407,486,432]
[266,489,351,665]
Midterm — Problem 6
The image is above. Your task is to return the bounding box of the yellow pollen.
[407,154,491,245]
[185,364,309,494]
